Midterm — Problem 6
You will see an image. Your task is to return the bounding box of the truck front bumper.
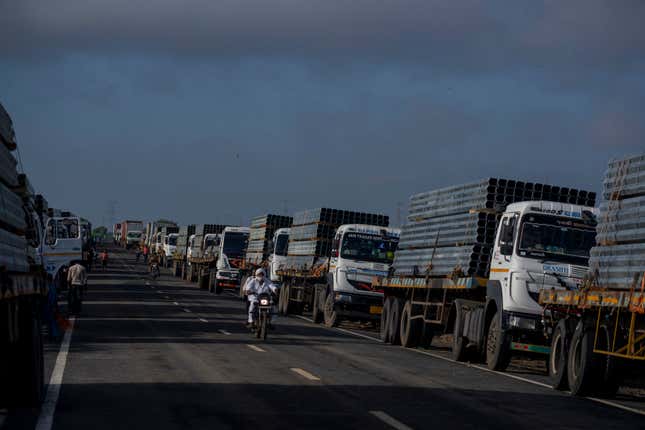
[334,292,383,320]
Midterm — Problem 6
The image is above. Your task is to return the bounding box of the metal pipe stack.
[591,154,645,289]
[0,104,29,272]
[286,208,389,272]
[245,214,292,265]
[393,178,596,277]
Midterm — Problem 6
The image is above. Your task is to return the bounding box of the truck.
[214,226,250,293]
[268,227,291,284]
[277,208,397,327]
[238,214,293,299]
[113,223,122,245]
[540,153,645,396]
[120,220,144,249]
[1,102,83,407]
[185,224,227,290]
[144,220,177,253]
[158,225,179,267]
[374,178,597,371]
[172,224,196,277]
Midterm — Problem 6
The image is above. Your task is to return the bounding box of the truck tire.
[323,293,338,327]
[452,304,468,361]
[281,284,291,316]
[380,298,391,343]
[400,300,421,348]
[388,297,403,345]
[278,285,287,315]
[312,287,323,324]
[240,276,249,301]
[549,319,571,390]
[596,323,621,397]
[567,320,600,396]
[486,311,511,371]
[197,271,205,290]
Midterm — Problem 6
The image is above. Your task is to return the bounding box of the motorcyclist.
[243,268,278,328]
[149,254,161,278]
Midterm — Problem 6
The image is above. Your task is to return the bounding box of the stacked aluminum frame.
[286,208,389,271]
[245,214,292,265]
[0,104,28,272]
[393,178,596,277]
[591,154,645,289]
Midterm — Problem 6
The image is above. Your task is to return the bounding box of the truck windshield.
[127,232,141,238]
[168,236,177,246]
[340,232,398,264]
[222,232,249,258]
[274,234,289,256]
[518,214,596,265]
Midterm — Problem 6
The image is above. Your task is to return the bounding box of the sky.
[1,0,644,228]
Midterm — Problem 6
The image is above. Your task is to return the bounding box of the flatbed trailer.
[186,255,217,291]
[276,264,329,316]
[539,274,645,396]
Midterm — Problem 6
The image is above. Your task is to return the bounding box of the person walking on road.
[243,268,278,328]
[100,249,109,271]
[87,246,94,272]
[135,246,141,263]
[143,245,149,264]
[67,261,87,315]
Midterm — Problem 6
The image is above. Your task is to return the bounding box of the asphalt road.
[3,250,645,429]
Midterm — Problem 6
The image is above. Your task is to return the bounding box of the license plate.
[369,306,383,315]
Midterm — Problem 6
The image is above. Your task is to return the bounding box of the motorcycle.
[149,263,160,280]
[252,292,273,340]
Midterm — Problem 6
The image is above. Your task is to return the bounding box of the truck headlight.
[508,315,537,330]
[334,293,352,303]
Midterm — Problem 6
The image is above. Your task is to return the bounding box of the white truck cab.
[203,233,221,258]
[215,227,250,291]
[41,216,84,283]
[125,231,143,248]
[269,228,290,283]
[326,224,400,321]
[473,201,598,369]
[163,233,178,259]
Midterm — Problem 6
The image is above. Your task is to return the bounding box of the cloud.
[1,0,644,76]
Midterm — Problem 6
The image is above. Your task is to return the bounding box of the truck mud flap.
[454,299,485,349]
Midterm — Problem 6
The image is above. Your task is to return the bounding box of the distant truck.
[375,178,597,372]
[1,102,84,407]
[277,208,396,327]
[268,227,290,284]
[120,220,144,249]
[214,226,250,293]
[185,224,228,291]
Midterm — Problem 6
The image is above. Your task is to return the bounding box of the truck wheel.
[197,271,205,289]
[240,276,249,301]
[400,300,421,348]
[312,287,324,324]
[278,286,286,315]
[596,323,622,397]
[323,293,338,327]
[486,311,511,371]
[282,284,291,316]
[380,298,391,343]
[388,297,403,345]
[452,305,468,361]
[549,319,571,390]
[567,320,600,396]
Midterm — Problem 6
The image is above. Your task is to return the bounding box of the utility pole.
[106,200,117,231]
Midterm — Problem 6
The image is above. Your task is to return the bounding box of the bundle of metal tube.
[394,178,595,277]
[286,208,389,271]
[245,214,292,265]
[591,154,645,289]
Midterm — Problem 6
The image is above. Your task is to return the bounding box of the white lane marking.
[36,317,76,430]
[247,344,266,352]
[164,296,170,299]
[293,316,645,417]
[183,308,192,313]
[370,411,414,430]
[290,367,320,381]
[199,318,209,323]
[0,409,6,428]
[173,302,179,306]
[145,281,150,286]
[224,291,238,298]
[218,329,231,335]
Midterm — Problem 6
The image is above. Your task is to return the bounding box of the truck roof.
[506,201,598,218]
[275,227,291,235]
[223,226,250,234]
[336,224,401,237]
